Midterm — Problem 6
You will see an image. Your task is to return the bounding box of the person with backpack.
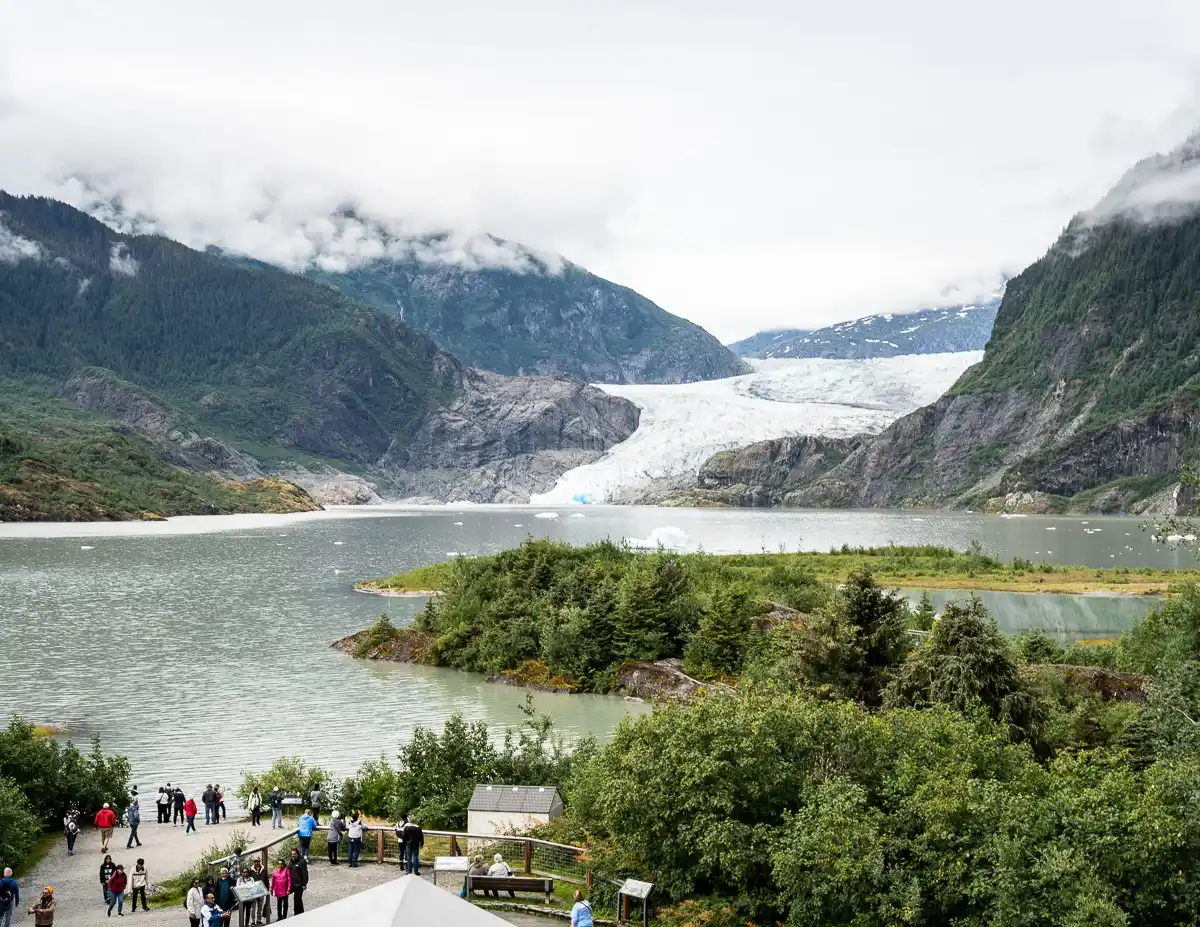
[269,861,291,921]
[63,811,80,856]
[248,789,263,827]
[268,787,283,829]
[295,810,317,860]
[27,886,55,927]
[287,849,308,916]
[106,864,128,916]
[571,889,594,927]
[401,816,424,876]
[185,879,204,927]
[0,867,19,927]
[308,788,322,826]
[99,856,116,904]
[172,787,186,826]
[130,860,150,913]
[156,787,170,824]
[184,796,198,834]
[125,793,142,848]
[94,803,117,853]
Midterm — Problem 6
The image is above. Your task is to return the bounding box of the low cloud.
[0,219,42,263]
[1080,134,1200,227]
[109,241,139,276]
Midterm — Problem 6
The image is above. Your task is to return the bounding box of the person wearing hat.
[94,803,117,853]
[28,887,55,927]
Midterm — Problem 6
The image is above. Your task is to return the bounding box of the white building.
[467,784,563,835]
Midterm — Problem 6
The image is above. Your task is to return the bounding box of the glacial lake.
[0,505,1190,789]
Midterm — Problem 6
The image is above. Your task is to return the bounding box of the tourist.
[156,788,170,824]
[27,886,55,927]
[325,810,345,865]
[126,793,143,848]
[185,879,204,927]
[99,855,116,904]
[63,811,80,856]
[268,787,283,829]
[295,809,317,859]
[199,893,232,926]
[215,785,227,822]
[94,802,117,853]
[486,853,515,897]
[249,789,263,827]
[184,796,198,834]
[106,863,128,917]
[214,869,236,912]
[0,867,19,927]
[173,786,186,825]
[269,860,290,921]
[308,787,322,826]
[201,876,216,908]
[401,815,424,876]
[460,855,489,898]
[202,785,216,825]
[287,850,308,916]
[571,889,594,927]
[346,812,368,868]
[250,859,271,925]
[236,868,258,925]
[130,860,150,913]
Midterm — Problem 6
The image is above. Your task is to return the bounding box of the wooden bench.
[466,875,555,904]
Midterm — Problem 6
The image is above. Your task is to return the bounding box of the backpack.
[0,881,13,909]
[67,818,80,835]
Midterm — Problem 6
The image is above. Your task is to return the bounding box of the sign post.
[617,879,653,927]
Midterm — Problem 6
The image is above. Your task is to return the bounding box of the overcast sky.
[4,0,1200,342]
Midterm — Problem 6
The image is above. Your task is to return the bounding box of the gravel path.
[19,821,553,926]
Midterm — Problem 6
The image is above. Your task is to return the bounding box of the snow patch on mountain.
[530,352,982,504]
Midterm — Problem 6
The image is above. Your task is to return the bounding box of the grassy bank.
[360,544,1200,596]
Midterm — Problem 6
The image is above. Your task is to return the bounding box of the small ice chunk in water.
[534,512,559,520]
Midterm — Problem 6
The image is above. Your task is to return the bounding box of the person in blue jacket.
[0,867,20,927]
[296,809,318,859]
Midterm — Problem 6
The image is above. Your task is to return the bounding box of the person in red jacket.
[93,804,117,854]
[183,797,198,834]
[106,864,128,917]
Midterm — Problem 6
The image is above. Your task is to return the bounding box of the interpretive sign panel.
[619,879,654,900]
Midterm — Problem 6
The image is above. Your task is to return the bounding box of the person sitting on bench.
[485,854,516,898]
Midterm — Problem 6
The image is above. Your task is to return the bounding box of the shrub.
[1013,628,1066,664]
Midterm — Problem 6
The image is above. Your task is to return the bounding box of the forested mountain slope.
[0,193,639,517]
[770,136,1200,514]
[311,251,749,384]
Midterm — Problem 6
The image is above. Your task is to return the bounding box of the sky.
[4,1,1200,342]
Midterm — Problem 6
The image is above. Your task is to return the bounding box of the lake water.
[0,505,1189,790]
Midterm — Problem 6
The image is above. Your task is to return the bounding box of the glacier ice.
[531,352,982,504]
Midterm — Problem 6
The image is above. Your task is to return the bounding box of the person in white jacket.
[185,879,205,927]
[346,813,370,868]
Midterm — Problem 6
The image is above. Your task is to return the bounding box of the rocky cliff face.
[313,256,749,384]
[378,369,640,502]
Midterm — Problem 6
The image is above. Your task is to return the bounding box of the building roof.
[287,874,510,926]
[468,784,562,814]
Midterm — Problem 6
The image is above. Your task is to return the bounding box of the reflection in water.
[0,505,1187,788]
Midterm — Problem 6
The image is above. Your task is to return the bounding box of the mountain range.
[687,135,1200,514]
[310,249,749,383]
[0,192,642,518]
[728,296,1001,360]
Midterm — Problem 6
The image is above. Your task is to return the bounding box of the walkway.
[23,819,553,926]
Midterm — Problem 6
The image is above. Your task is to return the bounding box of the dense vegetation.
[277,559,1199,925]
[312,254,747,384]
[0,391,317,520]
[0,719,131,870]
[0,191,464,518]
[356,540,1194,693]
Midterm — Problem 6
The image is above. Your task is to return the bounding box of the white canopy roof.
[287,874,513,927]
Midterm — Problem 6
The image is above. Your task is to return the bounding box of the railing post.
[450,835,459,857]
[260,848,267,870]
[377,830,384,863]
[586,870,593,891]
[523,839,532,874]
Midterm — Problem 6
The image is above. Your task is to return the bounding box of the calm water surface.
[0,505,1189,789]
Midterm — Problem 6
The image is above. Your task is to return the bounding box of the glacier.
[530,352,982,504]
